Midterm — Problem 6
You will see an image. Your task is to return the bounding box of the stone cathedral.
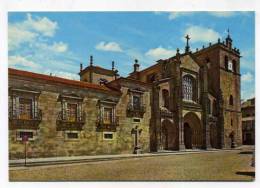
[9,33,242,159]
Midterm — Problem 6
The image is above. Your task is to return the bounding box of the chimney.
[134,59,140,72]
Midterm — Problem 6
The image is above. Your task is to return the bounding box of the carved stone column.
[150,82,160,152]
[172,49,185,150]
[201,61,211,149]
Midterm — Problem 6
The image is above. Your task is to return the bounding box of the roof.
[9,68,121,95]
[79,65,115,76]
[242,98,255,108]
[111,77,152,87]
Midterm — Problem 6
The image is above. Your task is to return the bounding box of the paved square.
[9,146,254,181]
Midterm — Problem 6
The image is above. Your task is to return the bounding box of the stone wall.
[9,75,151,159]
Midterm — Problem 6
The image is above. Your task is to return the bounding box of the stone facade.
[241,98,255,145]
[9,33,242,159]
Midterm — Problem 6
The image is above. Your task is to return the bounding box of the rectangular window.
[19,98,32,120]
[16,130,35,141]
[19,131,33,139]
[133,118,141,123]
[103,133,113,140]
[103,107,112,124]
[67,103,77,122]
[67,132,79,139]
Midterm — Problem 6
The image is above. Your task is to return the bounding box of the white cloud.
[208,12,236,18]
[9,13,58,51]
[95,41,123,52]
[24,13,58,37]
[145,46,176,59]
[9,14,81,80]
[35,42,68,53]
[51,42,68,53]
[9,55,41,69]
[166,11,238,20]
[44,70,79,80]
[241,72,253,82]
[183,25,221,43]
[168,12,193,20]
[8,25,38,51]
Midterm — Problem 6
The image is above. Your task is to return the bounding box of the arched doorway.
[161,119,178,150]
[183,112,203,149]
[184,123,192,149]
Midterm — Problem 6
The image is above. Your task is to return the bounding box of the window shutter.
[101,106,104,123]
[32,98,35,119]
[14,96,19,118]
[62,100,67,120]
[77,103,82,121]
[34,97,38,118]
[8,96,12,117]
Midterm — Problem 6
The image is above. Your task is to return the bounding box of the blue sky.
[8,11,255,100]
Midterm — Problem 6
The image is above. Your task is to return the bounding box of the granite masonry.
[9,33,242,159]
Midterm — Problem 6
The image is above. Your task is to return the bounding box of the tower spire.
[225,28,232,49]
[90,55,93,66]
[185,34,190,53]
[112,61,115,71]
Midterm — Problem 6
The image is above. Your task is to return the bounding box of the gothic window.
[162,89,169,109]
[182,75,196,101]
[229,95,234,105]
[224,56,229,70]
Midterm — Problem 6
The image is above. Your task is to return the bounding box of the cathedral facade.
[9,33,242,159]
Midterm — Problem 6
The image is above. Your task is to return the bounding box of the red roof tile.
[9,68,120,95]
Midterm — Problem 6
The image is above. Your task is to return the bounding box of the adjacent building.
[241,98,255,145]
[9,33,242,159]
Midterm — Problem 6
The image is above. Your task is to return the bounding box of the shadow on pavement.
[239,151,253,155]
[236,171,255,177]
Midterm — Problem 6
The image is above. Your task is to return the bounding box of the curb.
[9,148,242,169]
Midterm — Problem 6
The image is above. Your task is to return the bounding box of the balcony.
[126,102,146,118]
[9,110,42,130]
[96,116,119,132]
[56,111,86,131]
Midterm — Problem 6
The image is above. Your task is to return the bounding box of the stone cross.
[185,34,190,53]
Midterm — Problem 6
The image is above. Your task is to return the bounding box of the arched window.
[162,89,169,109]
[229,95,234,105]
[224,56,228,70]
[232,60,236,73]
[182,75,196,101]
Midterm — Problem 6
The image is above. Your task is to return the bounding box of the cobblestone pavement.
[9,146,255,181]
